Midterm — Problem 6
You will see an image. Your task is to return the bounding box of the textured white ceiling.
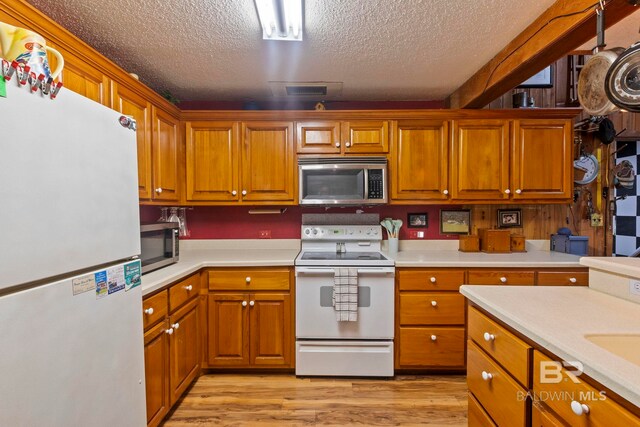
[27,0,558,102]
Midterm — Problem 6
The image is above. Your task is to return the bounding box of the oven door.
[295,267,395,339]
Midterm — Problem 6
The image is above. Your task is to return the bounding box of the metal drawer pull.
[481,371,493,381]
[144,308,154,315]
[570,401,590,416]
[569,277,577,283]
[184,284,193,291]
[430,277,436,283]
[431,300,437,307]
[500,277,507,283]
[430,335,437,341]
[483,332,495,342]
[245,276,251,283]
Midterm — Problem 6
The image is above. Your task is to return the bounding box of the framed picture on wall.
[497,209,522,228]
[517,65,553,88]
[408,213,428,228]
[440,209,471,235]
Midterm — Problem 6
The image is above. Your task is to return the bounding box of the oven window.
[140,230,171,267]
[302,169,364,200]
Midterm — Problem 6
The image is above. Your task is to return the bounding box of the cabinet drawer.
[398,327,465,367]
[468,306,531,387]
[533,351,640,427]
[536,271,588,286]
[207,269,290,291]
[531,401,564,427]
[467,341,527,427]
[399,293,465,325]
[169,273,200,312]
[468,270,535,285]
[468,392,497,427]
[398,269,465,291]
[143,290,168,330]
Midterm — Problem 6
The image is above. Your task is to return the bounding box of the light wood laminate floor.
[163,374,468,426]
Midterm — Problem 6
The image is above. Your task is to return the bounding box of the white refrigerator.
[0,82,146,426]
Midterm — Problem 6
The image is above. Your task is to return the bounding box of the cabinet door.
[112,82,152,199]
[185,121,239,201]
[59,52,110,107]
[511,119,572,201]
[392,120,449,200]
[249,293,291,366]
[144,320,170,427]
[342,120,389,154]
[451,120,510,200]
[169,298,200,404]
[151,107,180,201]
[241,122,295,202]
[296,121,341,154]
[207,293,249,366]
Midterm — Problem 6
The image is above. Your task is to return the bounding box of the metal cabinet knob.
[249,301,255,307]
[242,190,247,196]
[500,277,507,283]
[242,301,248,307]
[430,277,436,283]
[481,371,493,381]
[171,322,180,330]
[232,190,237,196]
[571,401,590,416]
[483,332,495,342]
[144,308,154,315]
[431,300,437,307]
[184,284,193,291]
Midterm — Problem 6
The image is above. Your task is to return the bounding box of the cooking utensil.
[578,48,625,115]
[605,41,640,112]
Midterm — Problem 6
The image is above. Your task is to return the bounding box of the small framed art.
[408,213,428,228]
[440,209,471,235]
[497,209,522,228]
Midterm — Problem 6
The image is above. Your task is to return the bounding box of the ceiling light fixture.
[254,0,303,41]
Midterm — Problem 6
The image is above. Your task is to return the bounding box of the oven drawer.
[207,268,290,291]
[399,293,465,325]
[296,340,394,377]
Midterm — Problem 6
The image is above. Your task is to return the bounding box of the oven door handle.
[295,268,336,275]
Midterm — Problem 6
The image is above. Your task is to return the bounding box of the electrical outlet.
[258,230,271,239]
[590,213,603,227]
[630,280,640,296]
[409,230,425,239]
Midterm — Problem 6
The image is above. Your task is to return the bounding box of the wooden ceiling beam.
[447,0,639,109]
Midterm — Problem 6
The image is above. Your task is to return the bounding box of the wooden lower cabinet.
[143,273,202,427]
[206,267,294,369]
[398,327,465,367]
[144,319,170,427]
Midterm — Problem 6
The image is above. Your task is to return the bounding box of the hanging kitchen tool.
[578,48,625,115]
[611,159,636,189]
[573,134,600,185]
[605,41,640,112]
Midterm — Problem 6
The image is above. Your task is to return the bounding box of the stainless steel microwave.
[298,157,387,205]
[140,222,179,274]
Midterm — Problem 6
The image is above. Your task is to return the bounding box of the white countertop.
[460,285,640,408]
[581,257,640,278]
[393,249,582,267]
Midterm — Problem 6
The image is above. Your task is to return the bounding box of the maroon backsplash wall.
[140,205,460,240]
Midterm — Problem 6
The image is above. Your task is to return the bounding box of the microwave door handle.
[363,169,369,201]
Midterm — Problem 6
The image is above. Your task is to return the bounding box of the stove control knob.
[366,230,371,235]
[304,228,311,235]
[312,229,318,235]
[348,230,354,235]
[373,229,378,235]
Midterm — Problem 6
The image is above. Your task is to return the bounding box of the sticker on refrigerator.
[107,265,125,295]
[72,274,96,296]
[0,78,6,98]
[124,261,141,291]
[95,270,108,299]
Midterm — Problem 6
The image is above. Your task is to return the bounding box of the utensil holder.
[387,237,399,256]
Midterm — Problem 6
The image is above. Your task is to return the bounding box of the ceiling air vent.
[269,81,343,98]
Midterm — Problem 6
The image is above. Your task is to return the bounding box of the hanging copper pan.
[578,48,625,116]
[606,42,640,112]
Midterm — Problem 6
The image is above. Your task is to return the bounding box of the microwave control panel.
[367,169,384,199]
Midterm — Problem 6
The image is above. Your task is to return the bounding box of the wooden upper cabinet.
[151,107,180,202]
[185,121,239,202]
[296,120,389,154]
[342,120,389,154]
[249,293,291,366]
[58,51,110,107]
[512,119,573,201]
[112,82,152,199]
[451,120,510,201]
[391,120,449,201]
[241,121,296,202]
[296,121,341,154]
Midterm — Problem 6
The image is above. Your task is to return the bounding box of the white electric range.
[295,220,395,377]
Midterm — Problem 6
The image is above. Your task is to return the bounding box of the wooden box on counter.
[478,229,511,253]
[459,235,480,252]
[510,234,526,252]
